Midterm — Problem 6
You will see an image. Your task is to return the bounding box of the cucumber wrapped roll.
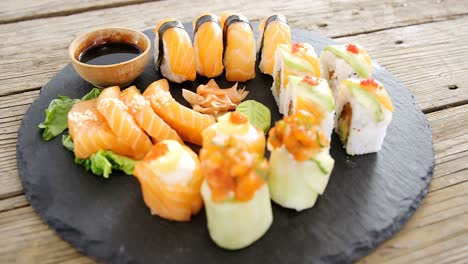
[335,78,394,155]
[268,112,334,211]
[200,145,272,250]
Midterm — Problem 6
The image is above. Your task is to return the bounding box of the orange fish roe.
[302,75,319,86]
[291,42,304,53]
[346,44,359,54]
[200,144,268,203]
[229,111,248,124]
[268,112,329,162]
[144,142,169,162]
[360,78,379,88]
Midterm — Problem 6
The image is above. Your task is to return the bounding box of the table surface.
[1,0,467,263]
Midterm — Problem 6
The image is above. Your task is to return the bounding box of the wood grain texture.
[3,103,468,264]
[0,0,466,97]
[0,0,154,24]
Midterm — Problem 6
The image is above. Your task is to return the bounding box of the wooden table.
[1,0,467,263]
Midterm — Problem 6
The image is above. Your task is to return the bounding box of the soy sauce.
[78,42,142,65]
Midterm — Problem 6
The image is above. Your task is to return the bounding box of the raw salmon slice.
[143,79,215,146]
[97,86,153,159]
[120,86,183,144]
[193,13,224,78]
[68,99,136,159]
[133,140,204,221]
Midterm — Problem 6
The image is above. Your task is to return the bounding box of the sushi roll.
[133,140,204,221]
[154,19,196,83]
[335,78,394,155]
[220,12,256,82]
[320,43,372,97]
[272,43,321,114]
[268,112,335,211]
[193,13,224,78]
[257,14,291,76]
[200,144,272,250]
[202,111,266,155]
[285,75,335,139]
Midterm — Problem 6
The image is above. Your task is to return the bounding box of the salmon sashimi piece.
[68,99,136,159]
[143,79,216,146]
[193,13,224,78]
[258,14,291,76]
[154,19,196,83]
[97,86,153,159]
[220,13,256,82]
[120,86,183,144]
[133,140,204,221]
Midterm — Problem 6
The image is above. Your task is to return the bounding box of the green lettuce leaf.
[62,134,135,178]
[38,88,102,141]
[236,100,271,134]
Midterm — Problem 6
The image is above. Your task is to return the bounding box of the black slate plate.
[17,24,434,264]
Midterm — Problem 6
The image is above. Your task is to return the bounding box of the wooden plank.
[0,0,154,24]
[0,195,28,213]
[0,0,466,96]
[1,103,468,263]
[335,16,468,111]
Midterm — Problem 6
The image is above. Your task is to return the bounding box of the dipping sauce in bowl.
[69,27,151,88]
[78,42,142,65]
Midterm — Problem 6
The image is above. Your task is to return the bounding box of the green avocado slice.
[324,45,371,78]
[347,82,384,122]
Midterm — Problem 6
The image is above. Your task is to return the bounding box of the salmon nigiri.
[68,99,136,159]
[154,19,196,83]
[134,140,204,221]
[97,86,153,159]
[220,12,256,82]
[257,14,291,76]
[193,13,224,78]
[120,86,182,144]
[143,79,215,146]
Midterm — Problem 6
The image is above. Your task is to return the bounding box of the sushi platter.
[17,13,434,264]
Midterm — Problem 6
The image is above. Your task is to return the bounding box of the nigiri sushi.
[133,140,204,221]
[154,19,196,83]
[143,79,215,146]
[120,86,182,144]
[272,43,321,114]
[335,78,393,155]
[220,12,256,82]
[268,112,335,211]
[200,144,272,250]
[68,99,136,159]
[202,111,266,155]
[320,43,372,97]
[284,75,335,139]
[257,14,291,76]
[193,13,224,78]
[97,86,153,159]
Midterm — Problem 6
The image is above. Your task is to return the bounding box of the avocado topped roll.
[335,78,394,155]
[200,144,272,250]
[320,43,372,98]
[271,43,321,114]
[202,111,266,155]
[268,112,335,211]
[284,75,335,139]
